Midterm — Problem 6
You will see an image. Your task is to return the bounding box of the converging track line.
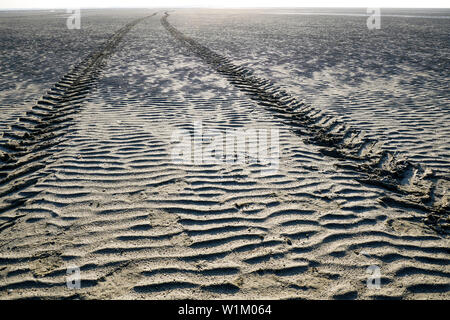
[0,13,157,216]
[161,12,448,233]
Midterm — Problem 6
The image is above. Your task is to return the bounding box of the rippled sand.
[0,9,449,299]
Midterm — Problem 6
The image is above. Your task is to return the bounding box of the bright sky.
[0,0,449,9]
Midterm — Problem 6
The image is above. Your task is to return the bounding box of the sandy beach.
[0,8,449,299]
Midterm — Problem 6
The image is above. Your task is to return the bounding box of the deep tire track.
[0,13,157,216]
[161,12,449,234]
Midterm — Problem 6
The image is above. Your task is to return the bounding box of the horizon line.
[1,6,450,11]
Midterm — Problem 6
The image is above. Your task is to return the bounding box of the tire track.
[0,13,157,216]
[1,15,448,298]
[161,12,449,234]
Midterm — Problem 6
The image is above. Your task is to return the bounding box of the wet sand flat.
[0,9,449,299]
